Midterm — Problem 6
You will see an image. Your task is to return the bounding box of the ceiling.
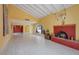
[15,4,74,18]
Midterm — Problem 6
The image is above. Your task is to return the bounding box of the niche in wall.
[13,25,23,33]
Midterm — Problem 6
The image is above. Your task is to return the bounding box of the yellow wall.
[24,25,30,32]
[0,4,79,49]
[0,4,4,48]
[8,4,38,33]
[0,4,11,49]
[8,4,38,21]
[0,4,38,49]
[39,5,79,40]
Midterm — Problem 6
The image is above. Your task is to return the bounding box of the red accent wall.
[53,24,76,39]
[13,25,23,33]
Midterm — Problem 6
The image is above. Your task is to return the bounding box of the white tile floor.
[1,33,79,55]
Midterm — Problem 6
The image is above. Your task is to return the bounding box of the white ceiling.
[15,4,74,18]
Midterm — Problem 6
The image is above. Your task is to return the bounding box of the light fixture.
[54,4,67,25]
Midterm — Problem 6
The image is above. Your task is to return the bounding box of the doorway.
[36,24,43,34]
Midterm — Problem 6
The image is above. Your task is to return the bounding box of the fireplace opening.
[55,31,68,39]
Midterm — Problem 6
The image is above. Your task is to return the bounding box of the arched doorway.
[36,24,43,34]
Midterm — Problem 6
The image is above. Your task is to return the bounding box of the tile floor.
[1,33,79,55]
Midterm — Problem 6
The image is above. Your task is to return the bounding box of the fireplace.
[54,24,76,40]
[55,31,68,39]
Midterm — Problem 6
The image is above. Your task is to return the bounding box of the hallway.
[1,33,79,55]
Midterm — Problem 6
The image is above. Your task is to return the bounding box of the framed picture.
[3,4,9,36]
